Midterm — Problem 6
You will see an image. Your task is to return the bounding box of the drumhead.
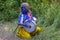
[23,20,36,33]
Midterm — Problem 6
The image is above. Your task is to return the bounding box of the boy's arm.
[13,14,23,33]
[18,14,23,24]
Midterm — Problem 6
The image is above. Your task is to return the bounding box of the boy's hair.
[21,3,30,9]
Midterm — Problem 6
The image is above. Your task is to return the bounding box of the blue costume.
[18,12,34,25]
[17,6,34,27]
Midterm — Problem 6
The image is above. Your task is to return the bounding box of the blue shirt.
[17,12,34,25]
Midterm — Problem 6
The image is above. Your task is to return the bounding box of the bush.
[0,0,20,21]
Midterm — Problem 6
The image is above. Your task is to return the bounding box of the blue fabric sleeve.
[17,13,23,25]
[17,14,29,27]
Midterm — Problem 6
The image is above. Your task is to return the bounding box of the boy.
[14,3,41,38]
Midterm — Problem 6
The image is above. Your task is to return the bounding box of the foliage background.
[0,0,60,40]
[0,0,20,21]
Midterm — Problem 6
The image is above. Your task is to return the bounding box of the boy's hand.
[23,23,29,28]
[28,18,31,22]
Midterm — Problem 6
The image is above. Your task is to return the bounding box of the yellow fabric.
[16,26,41,38]
[16,27,31,38]
[30,27,41,36]
[36,27,41,33]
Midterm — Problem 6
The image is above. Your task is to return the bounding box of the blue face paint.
[21,6,27,14]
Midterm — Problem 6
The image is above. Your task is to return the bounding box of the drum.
[23,20,37,33]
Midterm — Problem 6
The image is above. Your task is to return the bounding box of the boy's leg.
[30,26,41,36]
[16,27,31,38]
[35,27,41,33]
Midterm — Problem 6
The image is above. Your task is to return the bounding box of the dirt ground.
[0,21,22,40]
